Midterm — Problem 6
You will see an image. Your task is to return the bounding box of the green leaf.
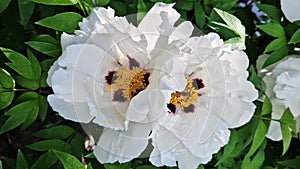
[27,139,71,152]
[53,149,85,169]
[15,76,39,90]
[280,108,297,131]
[136,166,160,169]
[0,69,15,110]
[0,100,39,134]
[16,150,28,169]
[257,23,285,38]
[280,108,296,155]
[246,120,267,157]
[38,95,48,121]
[14,92,48,121]
[256,3,281,22]
[209,8,246,50]
[87,163,94,169]
[280,123,292,155]
[216,129,237,165]
[109,1,127,16]
[32,0,78,5]
[104,162,131,169]
[33,125,75,139]
[194,3,206,28]
[175,1,194,11]
[70,133,84,158]
[242,145,265,169]
[278,156,300,169]
[248,65,261,90]
[27,49,41,79]
[137,0,147,23]
[18,0,35,26]
[30,151,58,169]
[1,48,37,80]
[0,160,2,169]
[0,0,11,13]
[26,35,61,57]
[36,12,82,33]
[262,45,289,68]
[261,96,272,116]
[264,37,287,53]
[289,28,300,44]
[95,0,110,6]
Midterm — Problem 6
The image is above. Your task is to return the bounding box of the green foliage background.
[0,0,300,168]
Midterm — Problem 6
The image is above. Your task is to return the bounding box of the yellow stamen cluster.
[109,66,148,100]
[170,77,199,107]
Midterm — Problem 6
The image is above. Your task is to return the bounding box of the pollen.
[109,66,149,100]
[170,77,200,108]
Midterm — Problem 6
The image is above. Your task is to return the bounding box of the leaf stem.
[253,115,280,122]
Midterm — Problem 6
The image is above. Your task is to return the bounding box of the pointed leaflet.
[33,125,75,139]
[0,100,39,134]
[32,0,78,5]
[27,139,71,152]
[52,149,85,169]
[30,150,58,169]
[36,12,82,33]
[280,108,296,155]
[0,0,11,13]
[18,0,35,26]
[16,150,28,169]
[0,68,15,110]
[209,8,246,50]
[26,34,61,57]
[289,28,300,44]
[1,48,38,80]
[246,120,268,157]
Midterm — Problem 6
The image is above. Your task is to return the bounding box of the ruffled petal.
[94,122,150,163]
[138,2,180,50]
[46,60,59,87]
[84,78,127,130]
[47,95,93,123]
[280,0,300,22]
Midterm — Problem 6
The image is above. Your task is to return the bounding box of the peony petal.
[47,95,93,123]
[46,60,59,87]
[84,78,128,130]
[94,122,150,163]
[138,2,180,50]
[280,0,300,22]
[168,21,194,45]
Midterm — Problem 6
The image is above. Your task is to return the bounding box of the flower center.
[167,77,204,113]
[105,66,150,102]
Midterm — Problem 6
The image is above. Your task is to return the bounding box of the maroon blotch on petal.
[183,104,195,113]
[112,89,127,102]
[192,78,204,90]
[105,71,117,85]
[127,55,140,69]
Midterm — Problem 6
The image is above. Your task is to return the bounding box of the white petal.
[84,78,127,130]
[58,44,117,81]
[126,88,171,123]
[168,21,193,45]
[138,2,180,50]
[46,60,59,87]
[47,95,93,123]
[51,68,86,102]
[281,0,300,22]
[94,122,150,163]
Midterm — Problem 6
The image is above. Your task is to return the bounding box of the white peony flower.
[47,2,192,163]
[149,33,258,169]
[280,0,300,22]
[258,55,300,141]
